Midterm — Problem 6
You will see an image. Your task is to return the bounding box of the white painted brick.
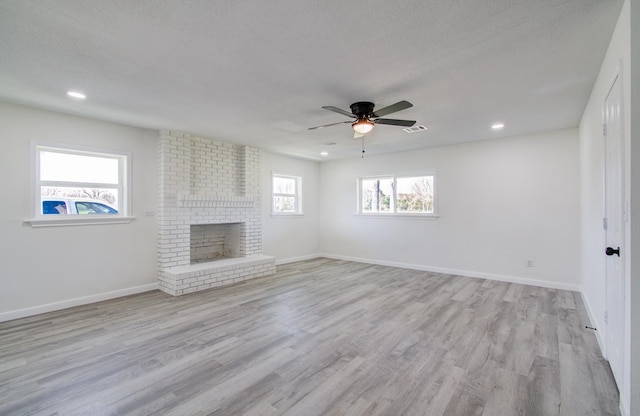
[158,131,273,296]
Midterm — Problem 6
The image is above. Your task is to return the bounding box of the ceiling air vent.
[403,125,428,133]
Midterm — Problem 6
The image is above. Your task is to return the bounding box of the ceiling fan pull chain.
[362,136,365,158]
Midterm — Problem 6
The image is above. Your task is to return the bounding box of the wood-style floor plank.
[0,258,620,415]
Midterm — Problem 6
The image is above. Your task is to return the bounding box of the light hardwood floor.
[0,258,619,415]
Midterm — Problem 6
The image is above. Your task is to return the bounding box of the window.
[29,142,131,225]
[359,172,436,216]
[272,173,302,215]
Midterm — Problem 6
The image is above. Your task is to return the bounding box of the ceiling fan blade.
[322,106,357,118]
[372,100,413,117]
[308,120,351,130]
[375,118,416,127]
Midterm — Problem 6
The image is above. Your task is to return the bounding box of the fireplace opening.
[190,223,244,264]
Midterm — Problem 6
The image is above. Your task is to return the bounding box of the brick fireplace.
[157,131,275,296]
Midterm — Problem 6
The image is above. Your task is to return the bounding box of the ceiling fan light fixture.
[352,119,374,134]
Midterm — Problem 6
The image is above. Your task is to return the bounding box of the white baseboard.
[620,400,629,416]
[580,289,605,352]
[0,283,159,323]
[318,253,582,292]
[275,253,323,265]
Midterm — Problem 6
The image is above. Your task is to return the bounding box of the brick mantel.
[157,130,275,296]
[177,194,255,208]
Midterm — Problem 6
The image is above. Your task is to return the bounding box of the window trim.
[356,170,438,218]
[25,141,134,227]
[271,172,303,216]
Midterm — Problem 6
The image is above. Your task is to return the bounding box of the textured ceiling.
[0,0,624,160]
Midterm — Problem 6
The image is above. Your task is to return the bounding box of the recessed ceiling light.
[320,151,329,156]
[67,91,86,100]
[491,123,504,130]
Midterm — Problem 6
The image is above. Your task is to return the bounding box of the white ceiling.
[0,0,624,161]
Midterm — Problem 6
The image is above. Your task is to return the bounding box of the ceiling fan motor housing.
[350,101,375,117]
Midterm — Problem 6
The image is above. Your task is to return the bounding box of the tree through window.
[359,173,435,215]
[272,173,302,214]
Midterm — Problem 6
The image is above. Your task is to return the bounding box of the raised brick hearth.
[157,130,275,296]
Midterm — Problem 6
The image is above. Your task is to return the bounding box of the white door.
[603,72,625,386]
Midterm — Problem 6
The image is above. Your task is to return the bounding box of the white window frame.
[25,141,133,227]
[356,170,438,219]
[271,172,303,216]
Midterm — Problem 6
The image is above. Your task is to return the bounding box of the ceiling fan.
[308,100,416,138]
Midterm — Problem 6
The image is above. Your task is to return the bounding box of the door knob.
[605,246,620,257]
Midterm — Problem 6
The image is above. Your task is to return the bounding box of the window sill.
[24,216,136,228]
[270,213,305,218]
[354,213,439,220]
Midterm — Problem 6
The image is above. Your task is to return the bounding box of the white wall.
[319,129,581,290]
[578,0,633,413]
[0,102,158,321]
[262,151,321,263]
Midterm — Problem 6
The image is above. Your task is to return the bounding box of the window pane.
[396,176,434,213]
[273,176,296,194]
[75,201,118,215]
[40,151,119,184]
[41,186,119,214]
[361,178,393,213]
[273,196,297,213]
